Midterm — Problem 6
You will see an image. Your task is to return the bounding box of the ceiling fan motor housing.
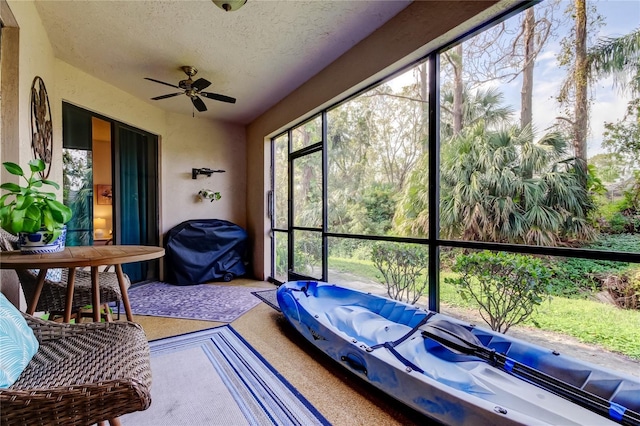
[182,66,198,77]
[179,66,197,89]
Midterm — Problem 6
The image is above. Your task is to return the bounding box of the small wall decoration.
[198,189,221,202]
[30,76,53,179]
[97,184,112,205]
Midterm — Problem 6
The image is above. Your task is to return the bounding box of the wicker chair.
[0,229,129,321]
[0,313,152,425]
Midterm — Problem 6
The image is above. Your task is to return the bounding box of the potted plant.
[0,159,73,253]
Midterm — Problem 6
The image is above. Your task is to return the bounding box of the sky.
[389,0,639,159]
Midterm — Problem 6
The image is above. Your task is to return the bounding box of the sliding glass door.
[62,102,160,283]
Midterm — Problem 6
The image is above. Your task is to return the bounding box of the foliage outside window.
[371,242,428,304]
[445,251,553,333]
[273,0,640,360]
[62,149,93,246]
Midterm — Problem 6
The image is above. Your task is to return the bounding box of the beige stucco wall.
[0,1,19,178]
[7,0,55,171]
[6,1,247,272]
[246,1,503,280]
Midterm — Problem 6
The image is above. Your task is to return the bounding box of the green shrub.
[597,198,627,221]
[607,212,631,234]
[622,171,640,213]
[371,242,428,304]
[445,251,552,333]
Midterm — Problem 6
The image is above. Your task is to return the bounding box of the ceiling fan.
[145,66,236,112]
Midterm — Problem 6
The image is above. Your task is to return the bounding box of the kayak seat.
[326,305,412,347]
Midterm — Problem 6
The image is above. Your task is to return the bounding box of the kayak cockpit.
[326,305,414,347]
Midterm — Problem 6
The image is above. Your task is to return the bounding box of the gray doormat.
[251,288,280,312]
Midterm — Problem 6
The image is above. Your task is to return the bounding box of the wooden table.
[0,245,164,322]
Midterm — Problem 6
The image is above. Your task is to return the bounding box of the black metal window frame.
[268,0,640,309]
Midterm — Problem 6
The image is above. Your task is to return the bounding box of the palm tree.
[440,85,514,139]
[438,121,595,245]
[590,28,640,173]
[588,28,640,96]
[394,86,513,236]
[62,150,93,246]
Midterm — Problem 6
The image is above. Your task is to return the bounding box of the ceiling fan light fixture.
[212,0,246,12]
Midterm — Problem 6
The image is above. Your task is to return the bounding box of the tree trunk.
[453,44,464,135]
[521,8,535,131]
[419,62,428,152]
[574,0,588,163]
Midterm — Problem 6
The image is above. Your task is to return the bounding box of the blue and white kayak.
[277,280,640,426]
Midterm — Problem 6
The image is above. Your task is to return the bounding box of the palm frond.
[588,28,640,95]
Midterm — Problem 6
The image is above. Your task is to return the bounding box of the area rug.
[120,326,329,426]
[251,288,281,312]
[124,281,264,322]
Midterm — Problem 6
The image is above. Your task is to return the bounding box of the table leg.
[64,268,77,323]
[115,264,133,321]
[26,269,48,315]
[91,267,100,322]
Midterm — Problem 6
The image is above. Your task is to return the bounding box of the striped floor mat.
[121,325,329,425]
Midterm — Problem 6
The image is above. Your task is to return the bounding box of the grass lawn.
[328,256,640,360]
[527,297,640,359]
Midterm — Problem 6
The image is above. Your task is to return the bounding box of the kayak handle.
[341,353,368,376]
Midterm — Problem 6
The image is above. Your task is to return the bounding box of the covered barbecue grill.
[165,219,248,285]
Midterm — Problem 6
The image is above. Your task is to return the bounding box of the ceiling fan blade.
[151,92,182,100]
[200,92,237,104]
[191,78,211,91]
[145,77,180,89]
[191,96,207,112]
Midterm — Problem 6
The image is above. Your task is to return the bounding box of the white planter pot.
[18,226,67,254]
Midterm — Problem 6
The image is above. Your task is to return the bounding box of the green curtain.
[118,126,159,282]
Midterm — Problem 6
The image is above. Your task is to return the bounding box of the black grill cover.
[165,219,248,285]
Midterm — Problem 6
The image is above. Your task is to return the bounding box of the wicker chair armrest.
[22,312,144,343]
[0,378,151,425]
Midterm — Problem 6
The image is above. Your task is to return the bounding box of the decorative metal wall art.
[30,76,53,179]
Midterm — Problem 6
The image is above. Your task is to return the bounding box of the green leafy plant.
[544,234,640,297]
[371,242,428,304]
[445,251,552,333]
[0,159,73,241]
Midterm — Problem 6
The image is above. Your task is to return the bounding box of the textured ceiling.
[34,0,412,124]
